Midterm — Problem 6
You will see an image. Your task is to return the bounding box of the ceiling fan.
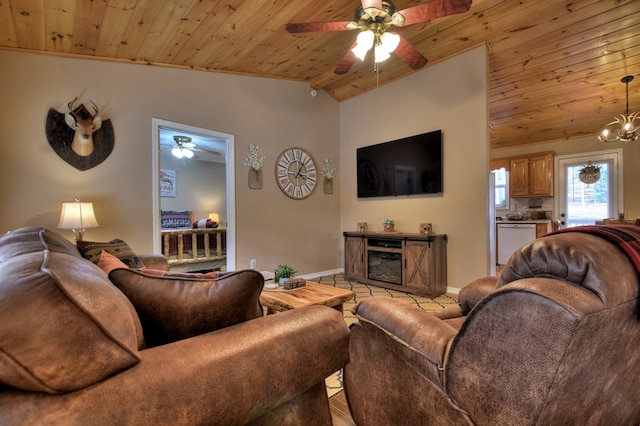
[286,0,472,74]
[162,135,220,160]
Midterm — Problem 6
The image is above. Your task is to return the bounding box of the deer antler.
[68,97,78,112]
[88,100,99,116]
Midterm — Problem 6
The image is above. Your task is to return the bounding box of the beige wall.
[159,155,226,223]
[0,50,340,275]
[491,134,640,218]
[339,45,491,288]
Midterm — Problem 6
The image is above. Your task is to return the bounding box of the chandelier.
[598,75,639,143]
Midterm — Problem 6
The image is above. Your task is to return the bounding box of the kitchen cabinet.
[509,151,554,197]
[343,232,447,297]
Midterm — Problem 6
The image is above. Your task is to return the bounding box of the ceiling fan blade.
[392,0,472,27]
[286,21,358,33]
[334,43,359,75]
[393,36,428,70]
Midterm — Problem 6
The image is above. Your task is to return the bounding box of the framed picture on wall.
[160,169,176,197]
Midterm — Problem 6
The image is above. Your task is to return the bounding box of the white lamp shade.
[352,30,374,61]
[208,212,220,222]
[58,201,99,230]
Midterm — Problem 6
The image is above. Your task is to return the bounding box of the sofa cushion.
[0,226,80,263]
[109,269,264,347]
[0,228,142,394]
[77,238,145,268]
[97,251,220,279]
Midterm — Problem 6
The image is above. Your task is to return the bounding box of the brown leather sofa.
[345,230,640,425]
[0,227,350,425]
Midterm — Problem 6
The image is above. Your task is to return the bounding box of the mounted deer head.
[64,97,103,156]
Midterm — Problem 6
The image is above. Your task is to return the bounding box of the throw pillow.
[160,210,192,229]
[97,250,129,274]
[192,219,218,229]
[108,269,264,347]
[77,239,145,269]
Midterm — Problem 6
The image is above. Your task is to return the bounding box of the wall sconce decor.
[242,144,266,189]
[46,97,115,171]
[58,199,99,241]
[321,158,336,194]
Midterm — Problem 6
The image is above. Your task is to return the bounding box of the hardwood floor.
[330,391,356,426]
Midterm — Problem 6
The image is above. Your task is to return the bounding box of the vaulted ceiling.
[1,0,638,150]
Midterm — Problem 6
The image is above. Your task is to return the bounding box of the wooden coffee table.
[260,281,354,315]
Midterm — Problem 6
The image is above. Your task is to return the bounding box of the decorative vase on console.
[383,219,395,232]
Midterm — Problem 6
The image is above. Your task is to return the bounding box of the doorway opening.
[151,118,236,271]
[555,149,623,227]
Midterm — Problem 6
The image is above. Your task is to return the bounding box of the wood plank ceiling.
[1,0,638,150]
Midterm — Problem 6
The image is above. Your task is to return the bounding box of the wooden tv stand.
[343,231,447,297]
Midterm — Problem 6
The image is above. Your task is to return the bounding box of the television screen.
[357,130,442,198]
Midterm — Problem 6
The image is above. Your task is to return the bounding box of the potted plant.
[383,219,395,232]
[274,264,297,285]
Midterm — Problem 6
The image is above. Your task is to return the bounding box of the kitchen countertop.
[496,219,551,224]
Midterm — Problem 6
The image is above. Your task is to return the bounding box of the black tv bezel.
[356,129,443,199]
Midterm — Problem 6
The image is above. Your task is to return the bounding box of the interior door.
[555,149,623,227]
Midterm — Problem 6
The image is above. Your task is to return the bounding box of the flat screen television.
[357,130,442,198]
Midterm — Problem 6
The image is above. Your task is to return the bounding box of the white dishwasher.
[497,223,537,265]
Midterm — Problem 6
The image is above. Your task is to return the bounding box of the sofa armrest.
[109,269,264,347]
[352,297,458,388]
[458,276,498,314]
[0,306,350,426]
[138,254,169,271]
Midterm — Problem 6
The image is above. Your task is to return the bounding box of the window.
[492,167,509,209]
[556,149,622,228]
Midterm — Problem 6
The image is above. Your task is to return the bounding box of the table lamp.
[58,199,99,241]
[208,212,220,223]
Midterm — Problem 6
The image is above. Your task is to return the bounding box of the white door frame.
[151,118,236,270]
[554,148,623,226]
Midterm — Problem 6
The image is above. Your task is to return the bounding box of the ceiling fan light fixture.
[374,32,400,62]
[171,147,184,158]
[352,30,375,60]
[599,75,639,143]
[182,148,194,159]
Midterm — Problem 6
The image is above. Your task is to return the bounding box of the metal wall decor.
[321,158,336,194]
[242,144,266,189]
[46,97,114,171]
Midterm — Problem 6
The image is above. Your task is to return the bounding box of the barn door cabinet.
[343,231,447,297]
[344,235,365,279]
[509,151,555,197]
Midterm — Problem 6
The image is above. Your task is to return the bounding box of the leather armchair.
[344,231,640,425]
[0,227,350,425]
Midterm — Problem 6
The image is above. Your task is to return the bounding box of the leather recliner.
[0,227,350,425]
[344,229,640,425]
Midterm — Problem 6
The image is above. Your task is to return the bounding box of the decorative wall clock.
[275,147,317,199]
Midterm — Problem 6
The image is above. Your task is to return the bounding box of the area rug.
[316,274,459,398]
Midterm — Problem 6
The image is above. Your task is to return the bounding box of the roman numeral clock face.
[275,147,317,199]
